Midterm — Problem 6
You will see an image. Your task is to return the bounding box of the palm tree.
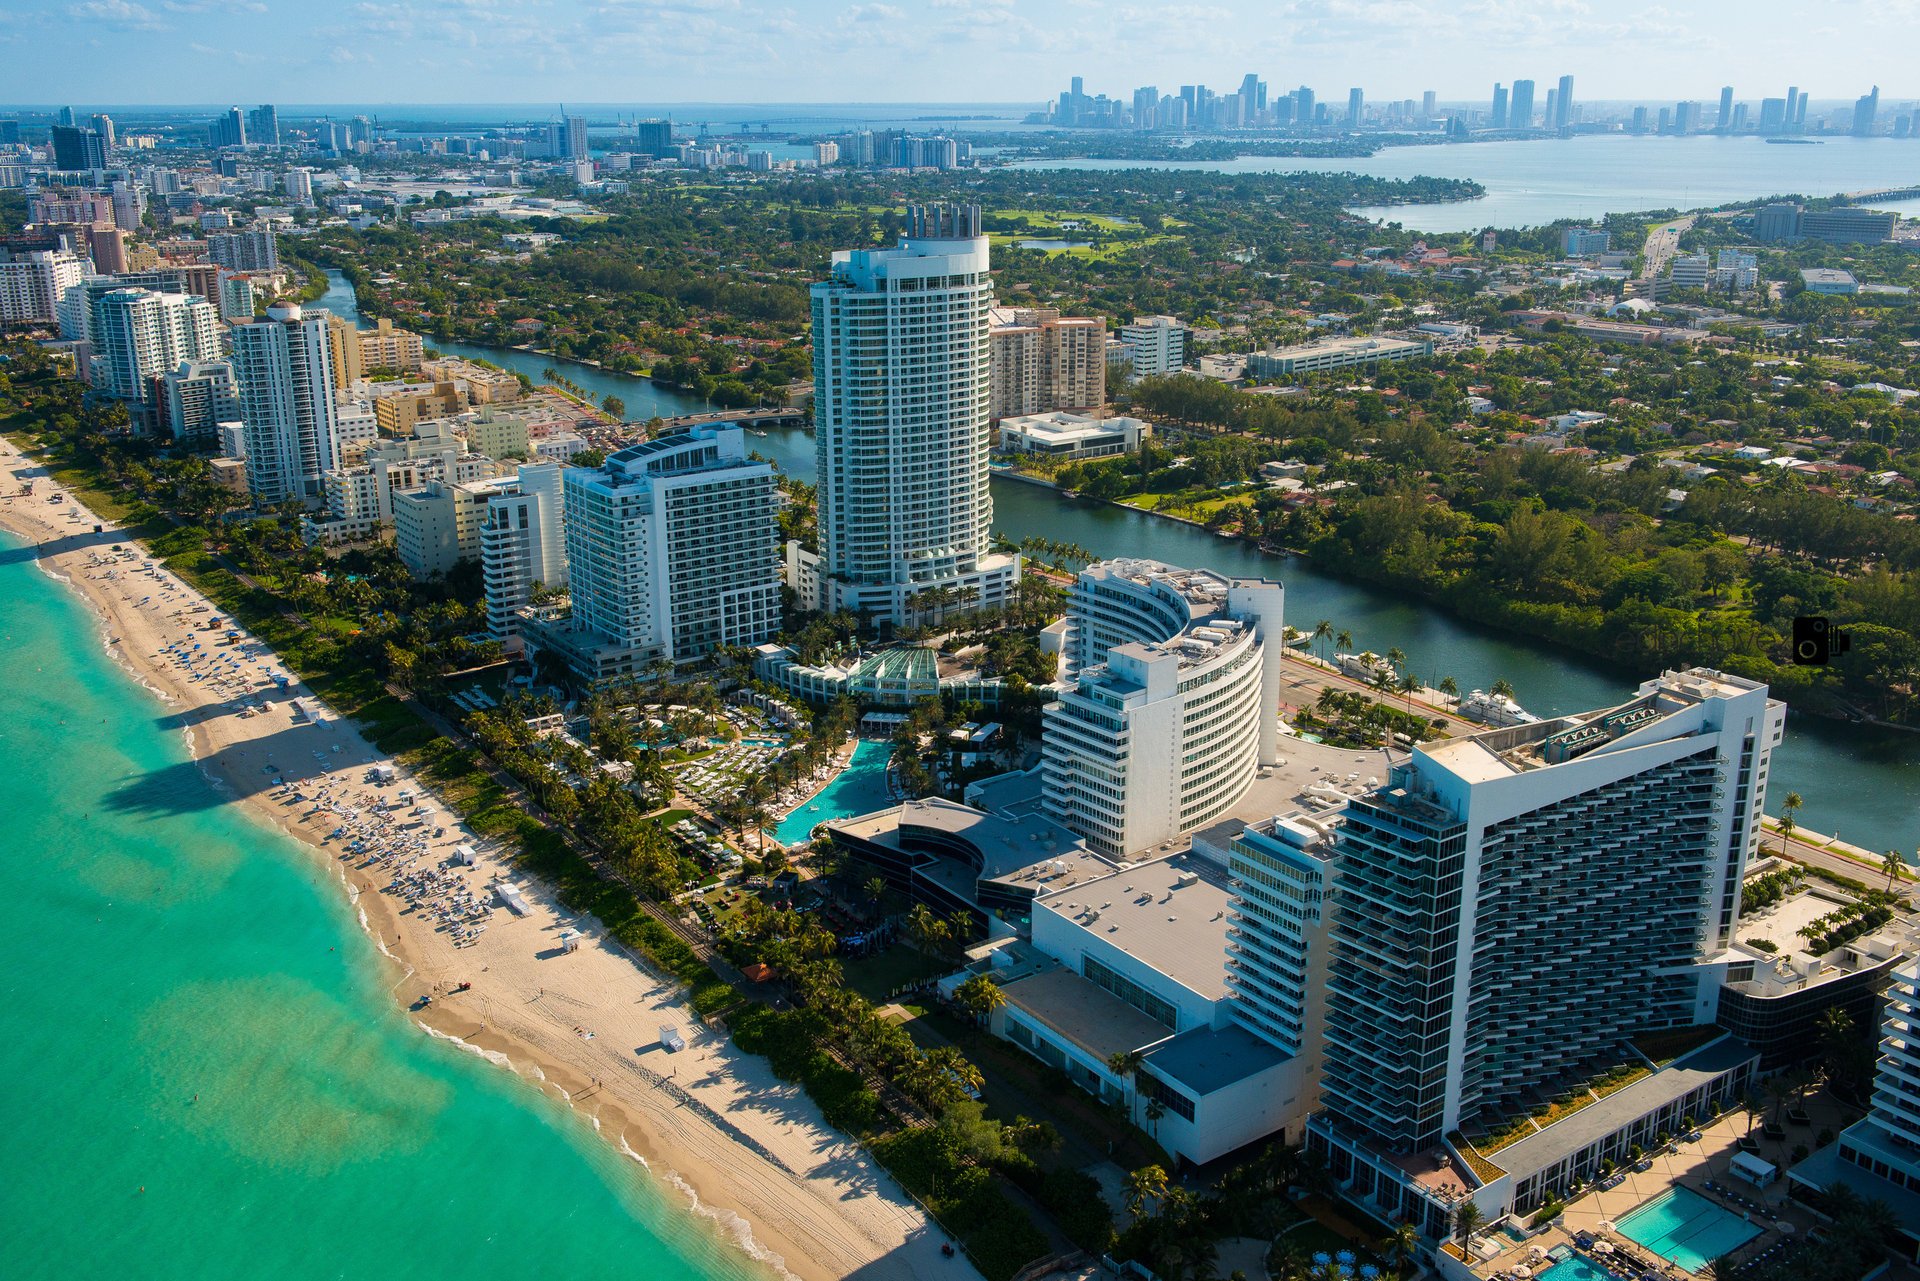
[1383,1222,1421,1278]
[1398,671,1420,715]
[1490,677,1516,701]
[1124,1163,1168,1218]
[1438,675,1460,705]
[1385,646,1407,678]
[863,875,886,910]
[1335,628,1354,655]
[1453,1200,1483,1248]
[1312,619,1333,663]
[1143,1094,1166,1140]
[953,973,1006,1025]
[1881,849,1906,891]
[1779,791,1803,855]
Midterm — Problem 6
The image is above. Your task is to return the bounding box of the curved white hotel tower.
[790,204,1019,626]
[1041,559,1285,858]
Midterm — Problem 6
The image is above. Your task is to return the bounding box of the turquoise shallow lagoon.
[0,530,761,1281]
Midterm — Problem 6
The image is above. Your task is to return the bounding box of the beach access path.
[0,434,979,1281]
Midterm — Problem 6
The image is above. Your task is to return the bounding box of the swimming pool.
[1616,1186,1762,1273]
[1539,1257,1626,1281]
[769,739,896,846]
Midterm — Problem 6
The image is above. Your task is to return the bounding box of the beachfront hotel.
[88,287,223,416]
[1040,560,1285,858]
[231,303,342,504]
[787,204,1020,627]
[1306,668,1783,1238]
[521,424,779,683]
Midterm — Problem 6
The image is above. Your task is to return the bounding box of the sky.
[3,0,1914,108]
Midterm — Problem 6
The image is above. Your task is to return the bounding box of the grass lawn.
[844,946,953,1003]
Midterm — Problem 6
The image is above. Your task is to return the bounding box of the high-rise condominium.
[1556,74,1575,127]
[91,288,223,411]
[231,304,342,504]
[542,426,780,681]
[795,204,1019,626]
[1508,80,1535,130]
[1308,669,1782,1228]
[1491,84,1509,128]
[1718,86,1735,130]
[481,461,568,643]
[1347,88,1365,125]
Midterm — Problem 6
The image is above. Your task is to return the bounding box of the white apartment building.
[231,303,341,504]
[158,359,240,445]
[333,399,378,463]
[793,204,1020,626]
[1668,252,1711,290]
[1117,315,1188,377]
[218,274,256,322]
[0,247,88,326]
[392,476,503,579]
[527,424,780,683]
[480,461,567,644]
[90,288,223,408]
[303,441,495,545]
[1041,560,1285,858]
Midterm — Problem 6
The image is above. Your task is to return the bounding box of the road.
[1640,216,1696,280]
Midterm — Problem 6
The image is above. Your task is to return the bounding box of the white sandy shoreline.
[0,435,978,1281]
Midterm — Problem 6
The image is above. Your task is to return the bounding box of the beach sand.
[0,437,979,1281]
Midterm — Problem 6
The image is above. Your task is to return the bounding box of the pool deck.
[1460,1091,1861,1280]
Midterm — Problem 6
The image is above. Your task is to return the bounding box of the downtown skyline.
[3,0,1918,106]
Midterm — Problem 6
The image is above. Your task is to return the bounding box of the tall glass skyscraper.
[793,204,1019,626]
[1305,669,1782,1233]
[231,304,340,504]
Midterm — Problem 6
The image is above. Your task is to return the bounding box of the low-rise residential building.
[996,411,1150,461]
[1245,335,1433,380]
[391,476,504,578]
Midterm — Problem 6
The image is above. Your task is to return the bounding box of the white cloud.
[75,0,166,30]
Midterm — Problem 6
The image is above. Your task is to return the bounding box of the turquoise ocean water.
[0,530,761,1281]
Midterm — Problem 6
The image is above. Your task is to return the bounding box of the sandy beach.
[0,435,979,1281]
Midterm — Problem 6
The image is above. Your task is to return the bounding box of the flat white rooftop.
[1036,852,1234,1001]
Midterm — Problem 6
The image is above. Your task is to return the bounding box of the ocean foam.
[666,1170,799,1281]
[416,1021,512,1069]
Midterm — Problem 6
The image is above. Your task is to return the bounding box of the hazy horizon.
[5,0,1916,108]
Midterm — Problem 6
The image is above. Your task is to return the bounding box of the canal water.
[315,271,1920,851]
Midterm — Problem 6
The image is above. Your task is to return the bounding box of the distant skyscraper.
[1632,105,1649,133]
[231,304,341,504]
[1543,88,1558,131]
[1759,98,1788,132]
[564,114,589,161]
[1853,85,1880,136]
[57,106,76,127]
[1294,86,1315,126]
[1673,101,1700,134]
[1421,90,1436,118]
[1133,86,1158,130]
[209,106,247,148]
[1555,74,1575,127]
[246,104,280,147]
[795,205,1019,626]
[1784,87,1800,128]
[1491,83,1509,128]
[89,113,115,150]
[49,125,106,171]
[1509,79,1535,129]
[1347,87,1364,125]
[1718,86,1735,130]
